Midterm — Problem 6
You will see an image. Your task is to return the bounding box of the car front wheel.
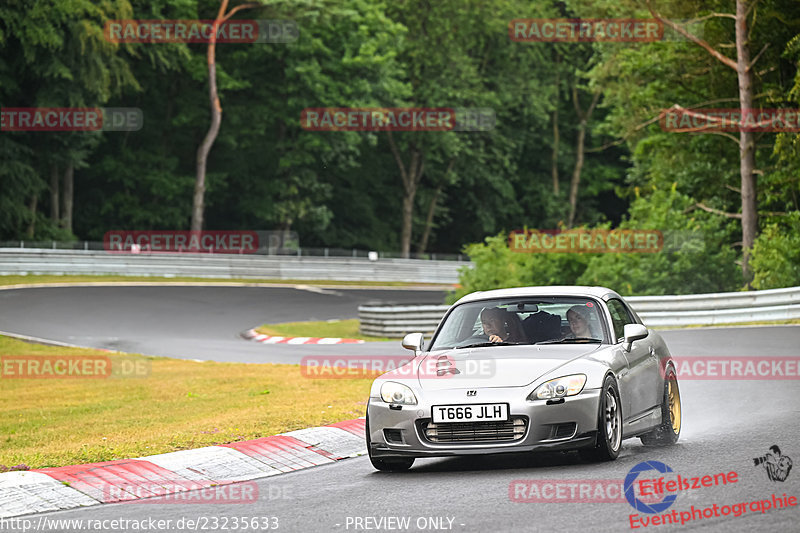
[579,375,622,462]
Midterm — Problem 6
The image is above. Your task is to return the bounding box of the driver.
[480,307,526,343]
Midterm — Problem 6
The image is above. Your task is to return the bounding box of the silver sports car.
[366,286,682,471]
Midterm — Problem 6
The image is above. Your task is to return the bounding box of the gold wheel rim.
[668,379,681,434]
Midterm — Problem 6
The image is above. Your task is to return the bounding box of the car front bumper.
[367,387,602,458]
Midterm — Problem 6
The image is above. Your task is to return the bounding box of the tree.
[0,0,137,239]
[384,0,561,257]
[645,0,764,283]
[567,84,601,228]
[192,0,259,231]
[577,185,739,294]
[584,0,797,288]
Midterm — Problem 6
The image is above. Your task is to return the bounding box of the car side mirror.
[401,332,424,354]
[623,323,648,352]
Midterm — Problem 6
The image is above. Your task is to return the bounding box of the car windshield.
[428,297,606,350]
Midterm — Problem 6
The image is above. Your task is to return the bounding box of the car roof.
[453,285,622,305]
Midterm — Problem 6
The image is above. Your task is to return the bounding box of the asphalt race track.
[2,285,800,532]
[0,285,445,363]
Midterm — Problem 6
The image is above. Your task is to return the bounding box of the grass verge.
[0,274,452,289]
[0,335,371,469]
[255,319,396,342]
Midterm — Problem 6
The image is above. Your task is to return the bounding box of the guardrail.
[359,305,451,336]
[358,286,800,336]
[626,287,800,326]
[0,241,466,261]
[0,249,468,284]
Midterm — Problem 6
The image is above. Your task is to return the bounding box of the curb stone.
[241,328,365,345]
[0,419,366,518]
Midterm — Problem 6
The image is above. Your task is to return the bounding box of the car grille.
[420,417,527,444]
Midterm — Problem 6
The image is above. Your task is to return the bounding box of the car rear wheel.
[366,415,415,472]
[640,366,681,446]
[579,375,622,462]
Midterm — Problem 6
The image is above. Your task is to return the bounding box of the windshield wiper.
[536,337,601,345]
[456,341,527,349]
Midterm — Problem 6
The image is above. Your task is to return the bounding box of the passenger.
[566,305,597,339]
[480,307,526,343]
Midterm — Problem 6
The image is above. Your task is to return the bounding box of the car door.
[607,298,659,422]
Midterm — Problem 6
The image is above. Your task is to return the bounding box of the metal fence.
[0,249,469,284]
[358,286,800,336]
[627,287,800,326]
[359,305,452,337]
[0,241,466,261]
[4,245,798,330]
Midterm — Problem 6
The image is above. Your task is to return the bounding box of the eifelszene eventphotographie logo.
[753,445,793,482]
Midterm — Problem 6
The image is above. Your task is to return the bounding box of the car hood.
[415,344,602,391]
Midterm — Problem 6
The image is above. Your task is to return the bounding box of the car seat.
[522,311,562,343]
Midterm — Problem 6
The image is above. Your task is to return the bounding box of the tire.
[640,366,681,446]
[579,375,623,462]
[366,414,415,472]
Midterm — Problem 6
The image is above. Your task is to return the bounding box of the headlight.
[528,374,586,400]
[380,381,417,405]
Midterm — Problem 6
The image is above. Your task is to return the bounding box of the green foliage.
[751,212,800,289]
[452,186,740,300]
[203,0,409,240]
[448,234,589,303]
[576,186,739,295]
[0,0,798,289]
[0,0,138,239]
[748,16,800,290]
[0,137,39,237]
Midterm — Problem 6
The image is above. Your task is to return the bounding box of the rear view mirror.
[623,323,648,352]
[511,302,539,313]
[402,332,424,353]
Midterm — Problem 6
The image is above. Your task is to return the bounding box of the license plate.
[432,403,508,423]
